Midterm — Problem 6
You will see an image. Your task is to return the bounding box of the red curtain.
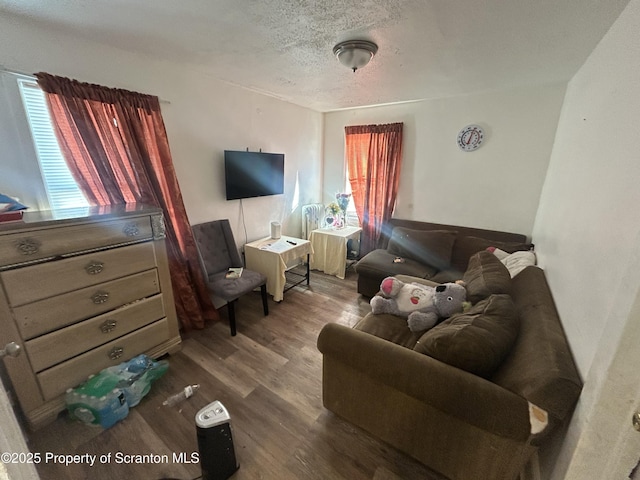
[345,123,403,255]
[35,72,218,330]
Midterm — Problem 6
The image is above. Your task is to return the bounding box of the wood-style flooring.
[27,267,447,480]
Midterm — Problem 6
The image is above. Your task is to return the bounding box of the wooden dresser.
[0,204,181,429]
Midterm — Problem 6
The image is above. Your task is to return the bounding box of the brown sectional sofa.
[318,251,582,480]
[354,218,532,297]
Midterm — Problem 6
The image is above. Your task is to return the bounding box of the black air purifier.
[196,401,239,480]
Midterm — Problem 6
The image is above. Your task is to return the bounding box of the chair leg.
[261,284,269,316]
[227,300,237,336]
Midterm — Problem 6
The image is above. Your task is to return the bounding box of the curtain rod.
[0,66,34,78]
[0,66,171,104]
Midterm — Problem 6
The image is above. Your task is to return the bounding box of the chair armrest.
[317,323,532,441]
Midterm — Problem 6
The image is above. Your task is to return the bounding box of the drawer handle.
[0,342,21,359]
[16,238,41,256]
[108,347,124,360]
[123,222,140,237]
[100,319,117,333]
[91,291,110,304]
[85,261,105,275]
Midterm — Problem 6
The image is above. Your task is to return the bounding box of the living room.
[0,0,639,479]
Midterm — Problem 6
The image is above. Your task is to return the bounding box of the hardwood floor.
[27,268,447,480]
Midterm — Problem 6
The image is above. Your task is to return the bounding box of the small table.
[309,226,362,279]
[244,235,313,302]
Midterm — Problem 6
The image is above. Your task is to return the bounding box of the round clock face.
[457,125,484,151]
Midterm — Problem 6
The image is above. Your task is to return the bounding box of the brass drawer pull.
[85,261,105,275]
[16,238,41,256]
[123,222,140,237]
[91,291,110,304]
[100,319,117,333]
[108,347,124,360]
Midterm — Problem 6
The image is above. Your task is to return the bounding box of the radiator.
[301,203,324,239]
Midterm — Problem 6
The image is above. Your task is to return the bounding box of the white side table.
[309,226,362,279]
[244,235,313,302]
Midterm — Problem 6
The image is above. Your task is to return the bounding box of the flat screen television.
[224,150,285,200]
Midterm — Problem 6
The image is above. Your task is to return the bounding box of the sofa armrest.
[317,322,532,442]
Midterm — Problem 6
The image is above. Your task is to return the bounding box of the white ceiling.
[0,0,631,112]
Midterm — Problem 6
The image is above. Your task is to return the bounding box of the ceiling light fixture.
[333,40,378,72]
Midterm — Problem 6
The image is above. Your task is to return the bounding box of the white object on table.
[309,226,362,279]
[244,235,313,302]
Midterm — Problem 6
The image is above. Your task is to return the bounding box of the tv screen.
[224,150,285,200]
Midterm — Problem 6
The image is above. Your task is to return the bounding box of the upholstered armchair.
[192,219,268,336]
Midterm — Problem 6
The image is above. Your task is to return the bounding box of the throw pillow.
[463,250,511,304]
[489,247,537,278]
[387,228,457,270]
[451,235,532,273]
[414,294,519,378]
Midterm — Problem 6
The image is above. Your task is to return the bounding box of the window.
[17,78,89,210]
[344,123,403,254]
[343,168,359,226]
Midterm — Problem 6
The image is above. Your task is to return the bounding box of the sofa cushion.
[491,267,583,427]
[429,269,465,284]
[354,312,423,349]
[387,228,457,270]
[451,235,532,273]
[354,249,438,280]
[414,294,520,378]
[463,251,512,304]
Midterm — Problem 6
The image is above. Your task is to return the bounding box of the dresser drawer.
[0,206,180,430]
[15,269,160,340]
[1,241,158,306]
[37,318,170,401]
[0,216,153,268]
[25,295,165,372]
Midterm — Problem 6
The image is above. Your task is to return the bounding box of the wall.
[534,0,639,379]
[0,13,323,243]
[531,0,640,477]
[323,84,566,237]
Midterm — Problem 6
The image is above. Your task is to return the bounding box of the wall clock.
[457,124,484,151]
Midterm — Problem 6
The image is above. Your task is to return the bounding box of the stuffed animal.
[370,277,469,332]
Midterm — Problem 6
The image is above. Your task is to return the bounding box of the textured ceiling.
[0,0,631,112]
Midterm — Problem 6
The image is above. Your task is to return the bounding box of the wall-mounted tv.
[224,150,285,200]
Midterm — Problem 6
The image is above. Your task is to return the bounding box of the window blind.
[17,78,89,210]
